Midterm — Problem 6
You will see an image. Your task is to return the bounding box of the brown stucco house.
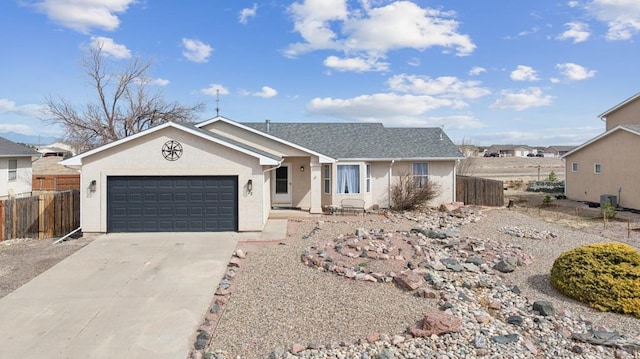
[61,116,463,234]
[561,93,640,209]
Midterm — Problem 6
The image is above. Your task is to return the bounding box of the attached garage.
[107,176,238,232]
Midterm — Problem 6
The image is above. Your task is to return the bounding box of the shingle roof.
[0,136,41,157]
[242,122,463,159]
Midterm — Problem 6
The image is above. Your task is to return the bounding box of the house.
[61,116,463,234]
[544,146,575,158]
[485,144,535,157]
[562,92,640,209]
[0,136,41,198]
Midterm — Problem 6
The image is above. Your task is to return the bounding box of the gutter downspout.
[262,161,283,222]
[388,159,396,208]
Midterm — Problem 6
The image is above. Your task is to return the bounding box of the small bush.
[391,172,441,211]
[601,198,616,219]
[547,170,558,182]
[550,243,640,318]
[542,194,552,205]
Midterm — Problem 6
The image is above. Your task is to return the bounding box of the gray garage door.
[107,176,238,232]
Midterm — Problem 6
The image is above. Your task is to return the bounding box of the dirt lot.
[0,237,93,298]
[462,156,565,182]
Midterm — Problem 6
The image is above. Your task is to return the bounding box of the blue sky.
[1,0,639,146]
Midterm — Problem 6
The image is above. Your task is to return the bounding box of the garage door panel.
[107,176,238,232]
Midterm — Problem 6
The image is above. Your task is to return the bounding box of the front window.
[366,164,371,193]
[337,164,359,194]
[8,159,17,181]
[413,162,428,188]
[594,163,602,174]
[572,162,578,172]
[323,165,331,193]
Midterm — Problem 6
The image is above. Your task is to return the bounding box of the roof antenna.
[215,89,220,117]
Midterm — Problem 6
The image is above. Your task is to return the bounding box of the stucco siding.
[203,121,310,158]
[390,161,455,206]
[80,127,268,233]
[565,130,640,209]
[604,97,640,131]
[0,157,33,197]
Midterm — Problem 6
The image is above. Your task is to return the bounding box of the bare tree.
[44,45,205,152]
[390,172,441,211]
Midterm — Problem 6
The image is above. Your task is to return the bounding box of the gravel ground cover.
[0,237,92,298]
[207,208,640,359]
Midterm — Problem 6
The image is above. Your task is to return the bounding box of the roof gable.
[197,116,335,163]
[0,136,41,157]
[598,92,640,119]
[61,122,281,166]
[561,125,640,159]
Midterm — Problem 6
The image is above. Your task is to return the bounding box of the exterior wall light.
[89,180,97,192]
[247,179,253,193]
[300,165,305,172]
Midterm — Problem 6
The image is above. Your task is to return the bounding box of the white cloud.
[510,65,539,81]
[0,124,33,135]
[469,66,487,76]
[253,86,278,98]
[323,55,389,72]
[307,93,455,120]
[490,87,554,111]
[0,98,45,117]
[239,4,258,24]
[285,1,475,71]
[585,0,640,40]
[182,38,213,63]
[557,22,591,43]
[30,0,135,33]
[407,57,421,67]
[150,78,170,86]
[90,36,131,59]
[200,84,229,96]
[387,74,490,100]
[556,62,596,80]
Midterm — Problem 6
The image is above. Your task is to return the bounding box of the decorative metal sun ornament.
[162,140,183,161]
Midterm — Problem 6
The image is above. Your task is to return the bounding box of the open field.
[460,156,565,182]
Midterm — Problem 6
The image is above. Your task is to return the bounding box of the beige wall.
[604,97,640,130]
[79,127,268,233]
[0,157,34,197]
[565,130,640,209]
[390,161,455,206]
[203,121,310,157]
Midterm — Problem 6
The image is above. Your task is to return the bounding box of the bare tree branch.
[43,44,205,153]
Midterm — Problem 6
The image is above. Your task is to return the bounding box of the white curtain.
[413,163,428,188]
[338,165,359,193]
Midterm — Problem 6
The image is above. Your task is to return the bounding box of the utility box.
[600,194,617,208]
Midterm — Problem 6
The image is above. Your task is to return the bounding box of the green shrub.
[542,194,552,205]
[601,198,616,219]
[550,243,640,318]
[547,170,558,182]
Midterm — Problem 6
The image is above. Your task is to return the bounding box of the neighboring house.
[485,145,535,157]
[562,92,640,209]
[61,116,463,234]
[544,146,575,157]
[0,136,41,198]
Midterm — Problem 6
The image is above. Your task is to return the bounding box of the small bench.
[340,198,366,216]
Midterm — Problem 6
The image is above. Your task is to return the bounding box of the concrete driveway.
[0,232,240,359]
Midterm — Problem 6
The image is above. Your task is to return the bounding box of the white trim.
[196,116,335,164]
[561,125,640,159]
[60,121,281,166]
[598,92,640,119]
[594,163,602,174]
[571,162,578,172]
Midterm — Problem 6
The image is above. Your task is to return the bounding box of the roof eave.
[597,92,640,119]
[560,125,640,159]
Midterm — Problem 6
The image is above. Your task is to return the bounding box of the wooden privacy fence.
[0,190,80,241]
[32,174,80,191]
[456,175,504,207]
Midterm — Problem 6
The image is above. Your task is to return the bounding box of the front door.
[272,163,292,207]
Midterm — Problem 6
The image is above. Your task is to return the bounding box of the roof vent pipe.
[265,119,271,132]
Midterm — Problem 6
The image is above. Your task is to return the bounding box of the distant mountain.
[0,132,58,146]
